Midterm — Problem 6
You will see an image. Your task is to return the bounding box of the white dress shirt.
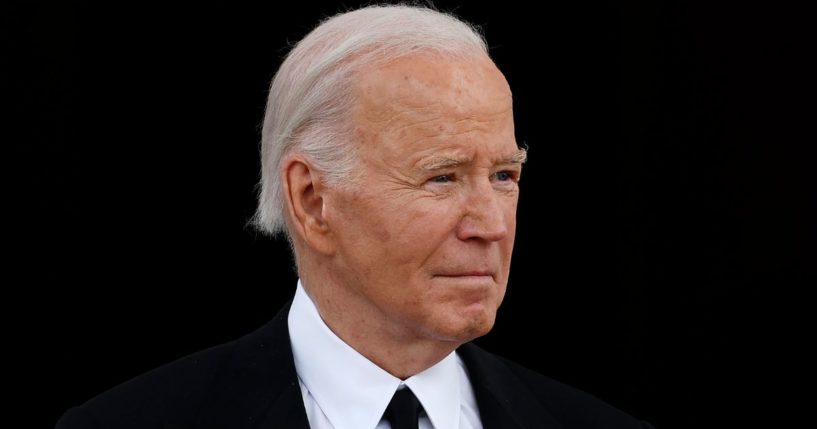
[288,280,483,429]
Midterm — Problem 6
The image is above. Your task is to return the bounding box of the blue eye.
[495,171,513,181]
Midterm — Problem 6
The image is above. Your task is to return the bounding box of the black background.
[8,1,812,428]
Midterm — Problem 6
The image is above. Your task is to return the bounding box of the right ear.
[282,156,336,255]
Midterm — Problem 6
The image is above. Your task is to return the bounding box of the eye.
[494,171,516,182]
[430,174,453,183]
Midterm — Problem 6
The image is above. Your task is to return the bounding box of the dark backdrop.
[9,1,812,428]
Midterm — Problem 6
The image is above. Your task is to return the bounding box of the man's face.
[323,54,522,344]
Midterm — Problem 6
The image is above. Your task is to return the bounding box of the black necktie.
[383,387,423,429]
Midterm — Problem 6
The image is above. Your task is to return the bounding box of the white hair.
[251,3,490,237]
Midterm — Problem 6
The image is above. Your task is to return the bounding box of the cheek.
[506,195,519,226]
[500,197,519,259]
[380,204,463,278]
[332,192,459,266]
[506,204,518,242]
[332,190,393,239]
[392,202,459,242]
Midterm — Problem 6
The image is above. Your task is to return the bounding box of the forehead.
[355,55,511,123]
[351,54,515,158]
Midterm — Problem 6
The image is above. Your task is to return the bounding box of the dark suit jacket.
[56,302,654,429]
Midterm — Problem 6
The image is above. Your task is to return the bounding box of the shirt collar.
[288,279,461,429]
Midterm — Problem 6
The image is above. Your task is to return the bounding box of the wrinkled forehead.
[351,53,513,128]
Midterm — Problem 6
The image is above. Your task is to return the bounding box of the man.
[57,4,653,428]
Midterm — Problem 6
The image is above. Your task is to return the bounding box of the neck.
[298,268,459,380]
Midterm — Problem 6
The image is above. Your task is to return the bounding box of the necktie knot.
[383,387,422,429]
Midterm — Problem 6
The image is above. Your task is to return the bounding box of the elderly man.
[57,5,653,429]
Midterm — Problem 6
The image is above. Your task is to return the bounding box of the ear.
[282,157,336,255]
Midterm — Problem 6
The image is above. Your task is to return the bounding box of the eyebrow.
[418,148,528,171]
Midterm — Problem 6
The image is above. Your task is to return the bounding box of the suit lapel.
[196,301,310,429]
[194,302,566,429]
[458,343,565,429]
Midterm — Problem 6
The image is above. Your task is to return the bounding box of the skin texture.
[284,53,524,379]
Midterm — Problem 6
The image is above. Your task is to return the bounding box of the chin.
[458,324,494,343]
[432,309,497,343]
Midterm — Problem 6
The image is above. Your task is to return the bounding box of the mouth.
[438,273,492,277]
[433,271,496,282]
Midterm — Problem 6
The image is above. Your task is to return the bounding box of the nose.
[456,180,510,242]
